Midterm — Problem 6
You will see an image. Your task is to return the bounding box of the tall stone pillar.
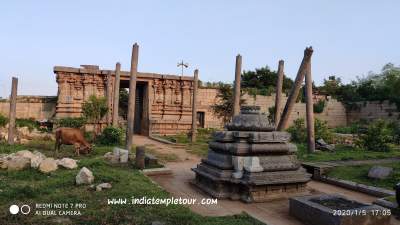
[106,72,113,126]
[305,59,315,153]
[8,77,18,144]
[277,47,313,131]
[191,69,199,143]
[274,60,284,127]
[112,62,121,127]
[126,43,139,150]
[233,54,242,116]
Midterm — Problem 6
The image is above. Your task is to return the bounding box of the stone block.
[368,166,393,180]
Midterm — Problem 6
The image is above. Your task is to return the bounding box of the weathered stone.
[119,149,129,163]
[76,167,94,185]
[145,153,158,167]
[290,194,390,225]
[135,146,145,169]
[15,150,36,160]
[226,106,274,131]
[39,158,58,173]
[30,156,43,169]
[316,138,335,152]
[202,150,233,169]
[368,166,393,180]
[243,157,264,173]
[7,156,30,171]
[57,158,78,169]
[208,141,297,155]
[96,182,112,191]
[0,157,9,169]
[232,156,244,179]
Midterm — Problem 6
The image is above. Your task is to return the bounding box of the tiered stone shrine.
[192,106,311,202]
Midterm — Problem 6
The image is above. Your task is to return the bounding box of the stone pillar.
[135,146,146,169]
[112,62,121,127]
[126,43,139,150]
[277,47,313,131]
[191,69,199,143]
[8,77,18,144]
[106,72,113,126]
[274,60,284,127]
[233,54,242,116]
[305,59,315,153]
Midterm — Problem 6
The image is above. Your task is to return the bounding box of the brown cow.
[55,127,92,156]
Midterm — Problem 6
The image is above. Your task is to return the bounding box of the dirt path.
[133,136,400,225]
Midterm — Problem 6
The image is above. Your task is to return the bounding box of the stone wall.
[347,100,399,123]
[197,89,348,129]
[0,96,56,120]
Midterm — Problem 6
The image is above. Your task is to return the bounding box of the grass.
[155,129,214,157]
[326,162,400,190]
[0,140,264,225]
[296,143,400,162]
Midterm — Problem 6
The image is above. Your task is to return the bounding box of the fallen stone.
[33,150,46,159]
[0,157,8,169]
[97,182,112,190]
[7,156,30,171]
[30,156,44,169]
[76,167,94,185]
[57,158,78,169]
[104,152,119,164]
[119,149,129,163]
[316,139,335,152]
[368,166,393,180]
[39,158,58,173]
[15,150,36,160]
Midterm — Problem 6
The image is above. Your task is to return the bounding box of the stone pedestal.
[192,106,311,203]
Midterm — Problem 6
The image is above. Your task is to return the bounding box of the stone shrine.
[192,106,311,202]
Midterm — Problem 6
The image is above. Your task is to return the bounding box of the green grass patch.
[0,141,263,225]
[326,162,400,190]
[296,143,400,162]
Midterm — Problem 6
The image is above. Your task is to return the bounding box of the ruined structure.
[54,65,195,135]
[192,106,311,202]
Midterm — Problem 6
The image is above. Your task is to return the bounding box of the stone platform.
[192,106,311,203]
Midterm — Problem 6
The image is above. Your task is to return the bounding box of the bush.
[16,118,39,131]
[55,117,86,128]
[0,114,8,127]
[313,99,326,113]
[388,121,400,144]
[287,118,333,143]
[97,126,123,145]
[357,119,392,152]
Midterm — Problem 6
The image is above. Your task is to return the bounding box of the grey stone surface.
[316,138,335,152]
[7,156,30,171]
[119,149,129,163]
[368,166,393,179]
[290,194,391,225]
[202,150,233,169]
[76,167,94,185]
[209,141,297,155]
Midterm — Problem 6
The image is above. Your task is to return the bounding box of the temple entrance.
[134,83,144,134]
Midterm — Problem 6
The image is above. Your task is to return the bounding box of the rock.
[7,156,30,171]
[104,152,119,164]
[96,183,112,191]
[76,167,94,185]
[119,149,129,163]
[316,139,335,152]
[17,127,31,139]
[57,158,78,169]
[39,158,58,173]
[368,166,393,179]
[30,156,44,169]
[15,150,36,160]
[0,157,8,169]
[113,147,121,158]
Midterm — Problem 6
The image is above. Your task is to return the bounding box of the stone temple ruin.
[192,106,311,202]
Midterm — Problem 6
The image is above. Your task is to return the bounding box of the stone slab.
[208,141,297,155]
[241,167,311,185]
[290,194,391,225]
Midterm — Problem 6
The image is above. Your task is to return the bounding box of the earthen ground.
[133,135,400,225]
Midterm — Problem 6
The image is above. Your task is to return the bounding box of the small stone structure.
[192,106,311,202]
[290,194,391,225]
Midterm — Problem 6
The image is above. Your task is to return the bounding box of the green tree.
[241,66,294,95]
[211,83,245,124]
[82,95,108,135]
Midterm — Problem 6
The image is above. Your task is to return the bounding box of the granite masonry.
[192,106,311,203]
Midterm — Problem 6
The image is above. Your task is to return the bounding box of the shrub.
[0,114,8,127]
[55,117,86,128]
[287,118,333,143]
[97,126,123,145]
[313,99,326,113]
[287,118,307,143]
[16,118,39,131]
[357,119,392,152]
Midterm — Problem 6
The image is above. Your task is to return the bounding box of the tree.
[211,83,245,124]
[241,66,294,95]
[82,95,108,135]
[118,88,129,120]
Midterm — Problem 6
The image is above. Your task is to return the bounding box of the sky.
[0,0,399,98]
